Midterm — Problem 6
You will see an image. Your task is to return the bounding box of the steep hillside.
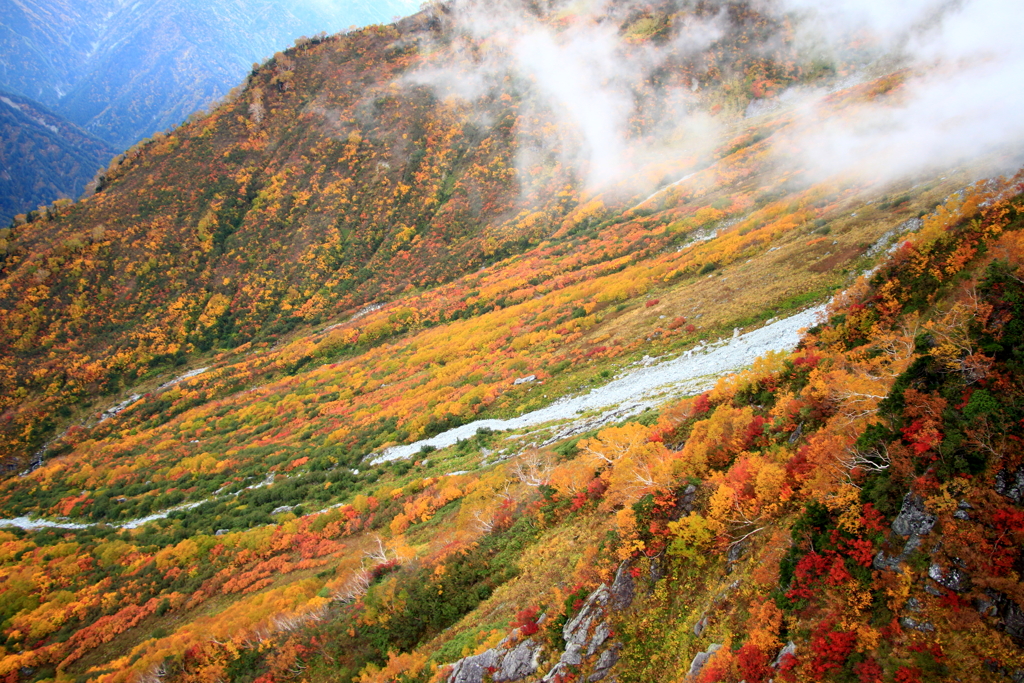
[0,90,115,225]
[0,1,1022,683]
[0,0,959,470]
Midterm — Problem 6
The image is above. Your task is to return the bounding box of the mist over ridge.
[402,0,1023,194]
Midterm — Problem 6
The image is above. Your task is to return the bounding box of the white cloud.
[401,0,1024,194]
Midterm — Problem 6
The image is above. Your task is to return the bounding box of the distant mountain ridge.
[0,0,421,149]
[0,88,114,225]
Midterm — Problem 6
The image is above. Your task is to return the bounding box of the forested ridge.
[0,90,115,226]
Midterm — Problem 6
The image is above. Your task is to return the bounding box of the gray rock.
[986,592,1024,640]
[727,541,745,564]
[561,642,584,667]
[996,467,1024,505]
[874,535,922,572]
[892,493,935,537]
[867,218,924,257]
[693,615,708,637]
[542,662,569,682]
[688,644,722,679]
[648,557,664,586]
[976,594,999,617]
[542,584,613,681]
[448,648,501,683]
[953,500,973,521]
[672,484,699,518]
[873,550,901,572]
[588,622,611,656]
[564,585,609,646]
[899,616,935,632]
[1005,601,1024,640]
[928,562,970,593]
[514,375,537,386]
[270,505,294,515]
[772,641,796,668]
[899,534,923,556]
[494,638,540,682]
[588,643,622,682]
[787,422,804,445]
[610,562,636,611]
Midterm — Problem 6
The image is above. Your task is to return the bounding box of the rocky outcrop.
[772,641,796,667]
[496,639,543,682]
[687,643,722,679]
[540,561,638,682]
[891,493,936,537]
[899,616,935,632]
[448,649,501,683]
[446,634,543,683]
[866,217,924,257]
[996,467,1024,505]
[874,493,935,572]
[928,561,970,593]
[445,561,638,683]
[587,643,621,682]
[543,585,612,681]
[981,591,1024,641]
[672,484,700,518]
[609,560,636,611]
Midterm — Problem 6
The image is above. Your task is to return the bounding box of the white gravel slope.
[374,305,825,462]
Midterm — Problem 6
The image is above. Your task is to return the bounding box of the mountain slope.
[0,2,1022,683]
[0,0,827,466]
[0,89,115,225]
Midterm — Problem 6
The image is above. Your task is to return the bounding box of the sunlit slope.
[0,161,975,523]
[0,1,872,469]
[1,2,1023,681]
[1,177,1021,683]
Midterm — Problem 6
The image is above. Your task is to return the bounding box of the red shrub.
[808,621,857,677]
[853,658,883,683]
[895,666,922,683]
[737,642,771,683]
[512,606,540,636]
[861,503,886,533]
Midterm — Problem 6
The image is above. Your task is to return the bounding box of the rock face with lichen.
[446,635,543,683]
[445,563,637,683]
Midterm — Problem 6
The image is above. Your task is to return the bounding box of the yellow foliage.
[745,599,783,654]
[580,423,676,507]
[825,483,863,534]
[355,650,429,682]
[886,566,913,613]
[666,514,719,565]
[679,405,755,477]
